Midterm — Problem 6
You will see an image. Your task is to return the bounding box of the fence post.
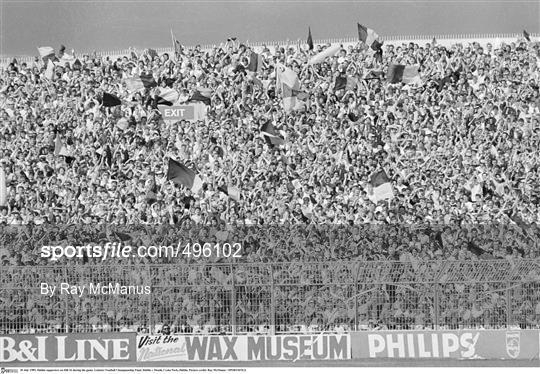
[506,281,512,328]
[64,267,69,333]
[230,263,237,335]
[270,264,276,335]
[148,265,153,334]
[434,283,440,330]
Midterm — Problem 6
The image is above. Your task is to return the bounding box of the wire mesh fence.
[0,260,539,334]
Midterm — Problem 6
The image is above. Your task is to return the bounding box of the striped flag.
[218,185,240,201]
[334,75,358,91]
[357,24,380,50]
[276,64,306,112]
[37,46,55,62]
[189,89,211,106]
[247,51,263,73]
[167,158,203,193]
[369,170,394,203]
[387,64,420,84]
[124,74,157,94]
[156,87,179,106]
[260,121,285,146]
[308,44,340,65]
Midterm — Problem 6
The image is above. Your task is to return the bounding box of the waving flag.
[156,87,179,106]
[357,24,380,50]
[276,64,306,112]
[261,121,285,146]
[124,74,157,94]
[247,51,263,73]
[387,64,420,84]
[307,27,314,50]
[308,44,340,65]
[334,75,358,91]
[189,89,211,106]
[167,158,203,193]
[102,92,122,107]
[369,170,394,203]
[37,46,55,62]
[218,185,240,201]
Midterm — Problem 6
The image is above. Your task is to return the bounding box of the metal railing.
[1,32,537,67]
[0,260,539,334]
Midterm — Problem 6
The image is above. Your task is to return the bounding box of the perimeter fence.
[1,260,539,334]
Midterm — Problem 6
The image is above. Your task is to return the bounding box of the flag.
[139,73,158,89]
[276,64,306,112]
[189,89,211,105]
[308,44,340,65]
[171,30,182,57]
[156,87,179,106]
[357,24,380,50]
[147,49,158,59]
[369,170,394,202]
[260,121,285,146]
[387,64,420,84]
[247,51,263,73]
[54,134,69,156]
[467,241,494,260]
[102,92,122,107]
[218,185,240,201]
[73,59,82,70]
[44,59,55,81]
[523,30,531,42]
[307,27,314,50]
[334,75,357,91]
[0,167,6,207]
[37,46,55,62]
[167,158,203,193]
[58,53,76,67]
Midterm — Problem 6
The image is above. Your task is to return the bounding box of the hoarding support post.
[506,281,512,328]
[270,264,276,335]
[231,263,237,335]
[434,283,440,330]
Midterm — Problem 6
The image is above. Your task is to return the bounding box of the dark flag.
[247,51,263,73]
[139,73,158,89]
[523,30,531,42]
[467,241,494,260]
[102,92,122,107]
[357,23,380,49]
[307,27,314,50]
[387,64,405,83]
[260,121,285,146]
[387,64,420,84]
[167,158,203,192]
[189,90,211,105]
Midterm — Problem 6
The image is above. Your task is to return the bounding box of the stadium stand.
[0,32,539,334]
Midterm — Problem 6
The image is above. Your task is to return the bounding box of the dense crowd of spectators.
[0,35,539,333]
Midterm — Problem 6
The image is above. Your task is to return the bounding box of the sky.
[0,0,539,56]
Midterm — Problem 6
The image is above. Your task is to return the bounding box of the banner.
[159,104,206,122]
[351,330,540,360]
[137,334,350,361]
[0,333,136,363]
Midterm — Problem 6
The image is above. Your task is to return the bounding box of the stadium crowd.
[0,35,539,334]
